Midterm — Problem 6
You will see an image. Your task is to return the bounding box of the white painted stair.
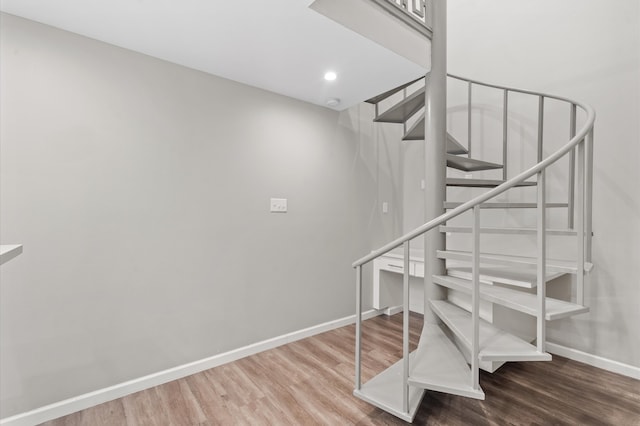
[445,265,564,288]
[430,300,551,362]
[354,354,426,422]
[444,202,569,209]
[345,2,595,420]
[437,250,594,274]
[408,323,485,400]
[0,245,23,266]
[440,225,578,236]
[433,275,589,320]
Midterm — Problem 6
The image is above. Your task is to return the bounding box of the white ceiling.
[0,0,427,110]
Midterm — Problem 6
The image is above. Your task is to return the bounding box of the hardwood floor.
[42,313,640,425]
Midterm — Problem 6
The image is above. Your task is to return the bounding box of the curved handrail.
[353,75,595,268]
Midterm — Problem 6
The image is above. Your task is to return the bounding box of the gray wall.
[0,14,385,417]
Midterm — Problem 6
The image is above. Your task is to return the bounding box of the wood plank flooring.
[42,313,640,425]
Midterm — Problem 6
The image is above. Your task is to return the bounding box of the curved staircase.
[352,72,595,422]
[306,0,596,421]
[342,2,595,420]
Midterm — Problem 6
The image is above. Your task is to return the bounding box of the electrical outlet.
[270,198,287,213]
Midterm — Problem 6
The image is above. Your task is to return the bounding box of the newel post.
[423,0,447,322]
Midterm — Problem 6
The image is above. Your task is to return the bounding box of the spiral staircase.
[312,0,596,422]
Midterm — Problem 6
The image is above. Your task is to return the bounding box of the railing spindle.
[355,265,362,390]
[537,169,547,353]
[471,206,480,390]
[503,89,509,180]
[538,96,545,162]
[402,241,410,413]
[373,0,431,33]
[585,128,594,263]
[576,139,585,306]
[468,81,473,157]
[412,0,426,18]
[568,104,577,229]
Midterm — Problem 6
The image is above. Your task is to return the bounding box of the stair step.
[440,225,577,236]
[408,323,485,400]
[444,202,569,209]
[374,89,424,123]
[354,353,425,422]
[0,244,23,266]
[446,178,536,188]
[403,119,469,155]
[430,300,551,362]
[436,250,594,274]
[433,275,590,320]
[365,77,423,105]
[446,155,503,172]
[446,266,563,289]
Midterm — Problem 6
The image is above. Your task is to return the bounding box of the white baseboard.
[0,309,383,426]
[546,342,640,380]
[383,305,404,316]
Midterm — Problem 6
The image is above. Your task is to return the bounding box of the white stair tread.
[440,225,577,236]
[433,275,590,320]
[446,178,536,188]
[365,77,423,105]
[403,119,469,155]
[444,202,569,209]
[437,250,594,274]
[0,244,23,266]
[409,323,485,400]
[374,89,424,123]
[446,155,503,172]
[446,265,564,288]
[354,355,425,422]
[430,300,551,362]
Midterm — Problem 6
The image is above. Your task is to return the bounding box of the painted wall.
[0,13,385,417]
[444,0,639,367]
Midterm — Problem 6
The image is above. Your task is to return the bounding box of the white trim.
[0,309,383,426]
[546,342,640,380]
[383,305,404,316]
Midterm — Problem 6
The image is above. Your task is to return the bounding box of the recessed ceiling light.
[324,71,337,81]
[326,98,341,107]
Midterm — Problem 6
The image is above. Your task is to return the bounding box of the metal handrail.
[353,76,595,268]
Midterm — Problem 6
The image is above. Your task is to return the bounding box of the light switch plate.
[270,198,287,213]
